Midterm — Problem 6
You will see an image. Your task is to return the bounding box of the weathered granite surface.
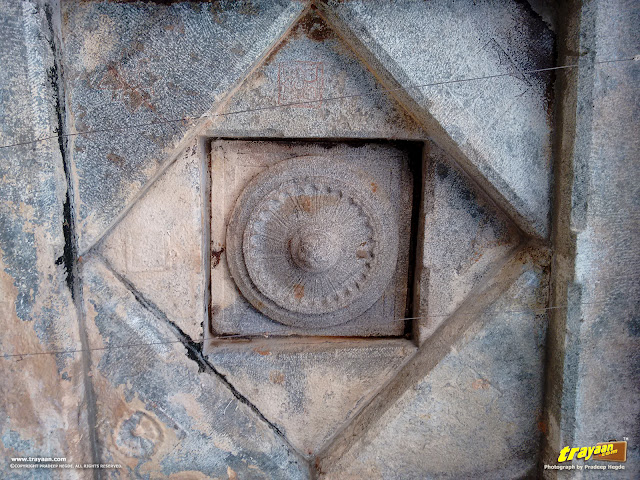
[327,0,555,238]
[209,140,415,339]
[225,156,400,329]
[208,8,424,140]
[209,339,415,458]
[99,139,205,342]
[83,257,309,479]
[0,1,91,477]
[320,264,550,479]
[61,0,304,253]
[416,141,522,342]
[1,0,637,478]
[568,0,640,477]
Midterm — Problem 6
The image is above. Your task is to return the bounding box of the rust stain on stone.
[299,11,333,42]
[254,347,271,356]
[293,283,305,300]
[107,153,124,164]
[98,64,155,113]
[472,378,490,390]
[211,247,225,268]
[299,196,313,213]
[282,194,339,216]
[537,420,548,434]
[371,182,378,193]
[269,370,285,384]
[265,34,290,60]
[163,21,185,34]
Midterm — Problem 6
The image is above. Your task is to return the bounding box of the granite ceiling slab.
[209,339,415,459]
[208,8,424,139]
[98,138,205,342]
[60,0,305,253]
[320,263,549,479]
[83,257,309,479]
[417,141,522,341]
[327,0,555,238]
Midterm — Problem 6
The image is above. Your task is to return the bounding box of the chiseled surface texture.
[209,340,415,458]
[417,141,521,341]
[328,0,555,238]
[83,257,309,479]
[320,265,550,479]
[208,9,424,140]
[225,156,400,330]
[2,0,638,479]
[61,0,304,253]
[99,139,205,342]
[0,1,90,477]
[570,1,640,477]
[210,140,414,338]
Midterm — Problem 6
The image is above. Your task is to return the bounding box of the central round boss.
[289,225,340,273]
[226,156,398,328]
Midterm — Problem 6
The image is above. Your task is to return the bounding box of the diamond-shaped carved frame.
[83,1,549,469]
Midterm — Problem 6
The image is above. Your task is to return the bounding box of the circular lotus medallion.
[226,156,398,328]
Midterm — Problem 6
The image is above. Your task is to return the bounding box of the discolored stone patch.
[209,339,416,458]
[61,0,306,252]
[328,0,555,238]
[209,140,415,340]
[414,141,522,343]
[207,9,425,140]
[98,139,205,342]
[82,257,309,479]
[0,0,91,474]
[320,265,549,479]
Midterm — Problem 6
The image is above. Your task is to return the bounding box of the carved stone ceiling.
[74,1,552,475]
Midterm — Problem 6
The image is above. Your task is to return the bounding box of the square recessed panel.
[209,140,418,339]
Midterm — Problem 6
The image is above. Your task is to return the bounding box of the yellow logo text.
[558,442,622,462]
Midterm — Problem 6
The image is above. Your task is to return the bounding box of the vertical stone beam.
[46,0,101,472]
[542,0,640,475]
[0,0,96,476]
[540,0,583,474]
[570,0,640,473]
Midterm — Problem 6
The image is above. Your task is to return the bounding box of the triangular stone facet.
[208,340,415,458]
[415,142,522,341]
[208,9,425,140]
[98,140,205,342]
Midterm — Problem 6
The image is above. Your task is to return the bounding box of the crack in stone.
[313,243,536,472]
[43,3,101,477]
[99,256,309,459]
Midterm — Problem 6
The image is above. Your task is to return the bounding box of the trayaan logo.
[558,441,627,463]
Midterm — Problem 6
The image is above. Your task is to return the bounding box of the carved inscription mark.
[278,61,324,108]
